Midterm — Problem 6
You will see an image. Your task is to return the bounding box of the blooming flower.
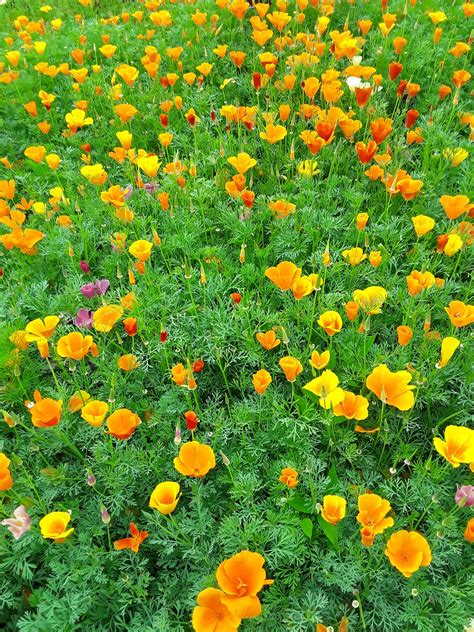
[356,493,394,546]
[1,505,32,540]
[25,390,62,428]
[304,370,345,409]
[321,495,347,525]
[265,261,301,291]
[256,330,280,350]
[253,369,272,394]
[215,551,273,620]
[366,364,415,411]
[39,511,74,541]
[149,482,181,515]
[433,425,474,467]
[106,408,141,440]
[279,356,303,382]
[192,588,241,632]
[173,441,216,478]
[279,467,298,488]
[114,522,149,552]
[317,310,343,336]
[385,530,431,577]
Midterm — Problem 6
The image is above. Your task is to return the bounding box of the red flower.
[388,62,403,81]
[193,358,204,373]
[184,410,198,431]
[230,292,242,304]
[123,317,137,337]
[114,523,149,553]
[160,330,168,343]
[253,72,262,90]
[405,109,419,129]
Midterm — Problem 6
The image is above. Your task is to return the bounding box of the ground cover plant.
[0,0,473,630]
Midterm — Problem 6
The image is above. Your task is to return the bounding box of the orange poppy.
[106,408,141,439]
[366,364,415,410]
[253,369,272,394]
[265,261,301,291]
[114,522,149,553]
[26,390,62,428]
[385,530,431,577]
[279,467,298,488]
[173,441,216,478]
[216,551,273,620]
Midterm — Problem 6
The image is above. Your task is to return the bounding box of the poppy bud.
[193,358,204,373]
[184,410,198,431]
[123,317,137,336]
[160,113,168,127]
[210,110,216,121]
[174,425,181,445]
[160,330,168,343]
[253,72,262,90]
[101,506,111,524]
[230,292,242,304]
[80,260,90,273]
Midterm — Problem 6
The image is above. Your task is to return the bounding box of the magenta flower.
[74,308,93,329]
[80,279,110,299]
[80,260,90,273]
[1,505,32,540]
[455,485,474,507]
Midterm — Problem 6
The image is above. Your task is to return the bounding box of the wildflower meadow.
[0,0,473,630]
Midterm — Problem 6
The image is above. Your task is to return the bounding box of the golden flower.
[333,391,369,420]
[255,330,280,350]
[303,370,345,409]
[253,369,272,394]
[366,364,415,411]
[106,408,141,440]
[39,511,74,541]
[129,239,153,262]
[353,286,387,315]
[268,199,296,219]
[342,247,366,266]
[57,332,98,360]
[117,354,140,371]
[317,310,342,336]
[149,481,181,515]
[444,300,474,328]
[279,467,298,488]
[436,337,460,369]
[433,425,474,467]
[279,356,303,382]
[265,261,301,291]
[406,270,436,296]
[81,400,109,427]
[309,350,330,370]
[227,152,256,174]
[321,495,346,525]
[411,214,435,236]
[92,305,123,332]
[173,441,216,478]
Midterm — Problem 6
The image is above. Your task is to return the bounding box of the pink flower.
[455,485,474,507]
[1,505,32,540]
[80,260,90,273]
[74,308,93,329]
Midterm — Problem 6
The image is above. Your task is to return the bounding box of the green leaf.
[328,464,339,486]
[287,495,314,514]
[317,515,339,549]
[300,518,313,539]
